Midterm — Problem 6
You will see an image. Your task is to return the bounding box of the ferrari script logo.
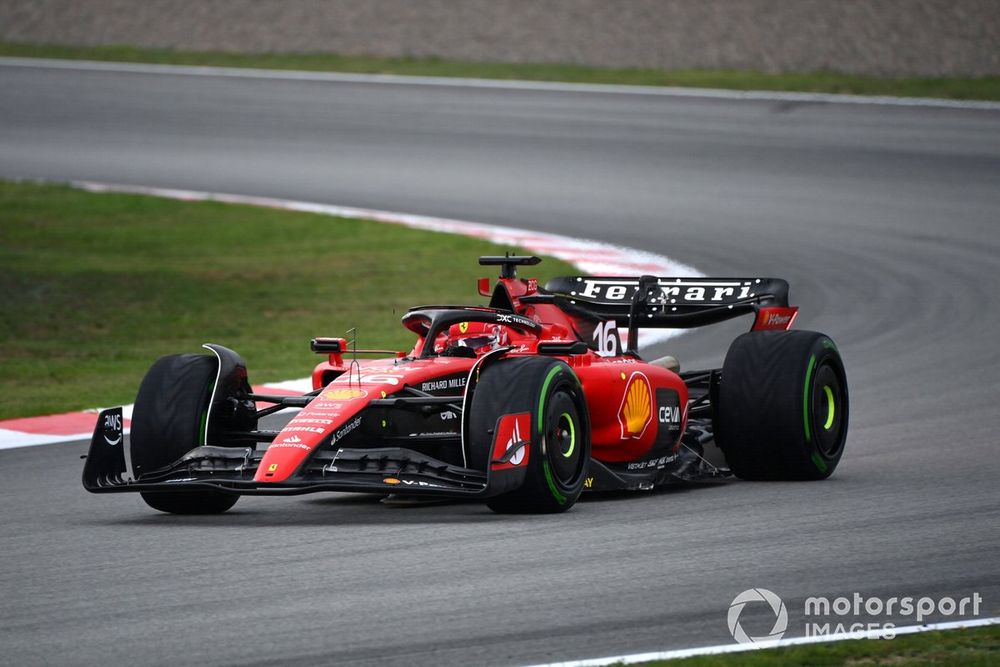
[618,372,652,439]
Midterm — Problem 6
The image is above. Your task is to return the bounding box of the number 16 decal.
[593,320,621,357]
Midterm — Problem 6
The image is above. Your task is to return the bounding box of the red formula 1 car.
[84,255,848,514]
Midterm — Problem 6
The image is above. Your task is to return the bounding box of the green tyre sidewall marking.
[542,460,567,506]
[198,381,215,446]
[811,451,829,473]
[537,364,573,506]
[536,365,563,434]
[803,354,817,443]
[198,409,208,446]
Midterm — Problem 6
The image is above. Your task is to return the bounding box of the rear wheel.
[467,357,590,514]
[131,354,240,514]
[715,330,848,480]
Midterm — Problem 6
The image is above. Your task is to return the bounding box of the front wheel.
[467,357,591,514]
[715,330,849,480]
[140,491,239,515]
[131,353,242,514]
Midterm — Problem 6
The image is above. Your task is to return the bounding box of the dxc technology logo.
[728,588,788,645]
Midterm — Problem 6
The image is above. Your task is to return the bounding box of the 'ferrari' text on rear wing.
[543,275,794,333]
[548,277,787,306]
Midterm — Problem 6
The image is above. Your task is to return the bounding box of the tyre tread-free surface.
[715,330,849,480]
[130,353,240,514]
[130,353,216,474]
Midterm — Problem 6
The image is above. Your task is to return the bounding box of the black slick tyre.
[468,357,590,514]
[140,490,239,515]
[131,353,239,514]
[715,330,848,481]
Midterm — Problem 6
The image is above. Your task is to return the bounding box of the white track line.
[523,616,1000,667]
[0,180,698,449]
[2,56,999,110]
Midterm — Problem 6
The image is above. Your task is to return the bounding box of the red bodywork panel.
[491,412,531,471]
[752,306,799,331]
[260,349,688,481]
[257,272,777,482]
[256,356,476,482]
[573,362,687,463]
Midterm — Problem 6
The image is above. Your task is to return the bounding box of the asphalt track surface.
[2,61,999,666]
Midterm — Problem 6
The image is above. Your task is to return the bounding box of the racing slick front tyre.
[131,353,240,515]
[139,491,239,515]
[468,357,590,514]
[715,330,848,481]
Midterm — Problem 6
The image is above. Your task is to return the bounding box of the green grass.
[0,181,578,419]
[2,41,999,101]
[638,624,999,666]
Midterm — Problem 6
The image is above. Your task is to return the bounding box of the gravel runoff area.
[1,0,998,78]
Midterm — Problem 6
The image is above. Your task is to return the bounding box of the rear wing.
[543,275,797,350]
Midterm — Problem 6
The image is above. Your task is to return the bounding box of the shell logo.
[617,372,652,439]
[322,388,367,401]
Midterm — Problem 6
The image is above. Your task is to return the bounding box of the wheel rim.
[546,390,585,487]
[810,361,847,459]
[558,412,576,459]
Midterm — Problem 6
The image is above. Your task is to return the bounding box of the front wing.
[83,408,492,498]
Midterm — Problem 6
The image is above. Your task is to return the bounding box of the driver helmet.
[438,321,509,356]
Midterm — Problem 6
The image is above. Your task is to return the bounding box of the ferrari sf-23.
[84,255,849,514]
